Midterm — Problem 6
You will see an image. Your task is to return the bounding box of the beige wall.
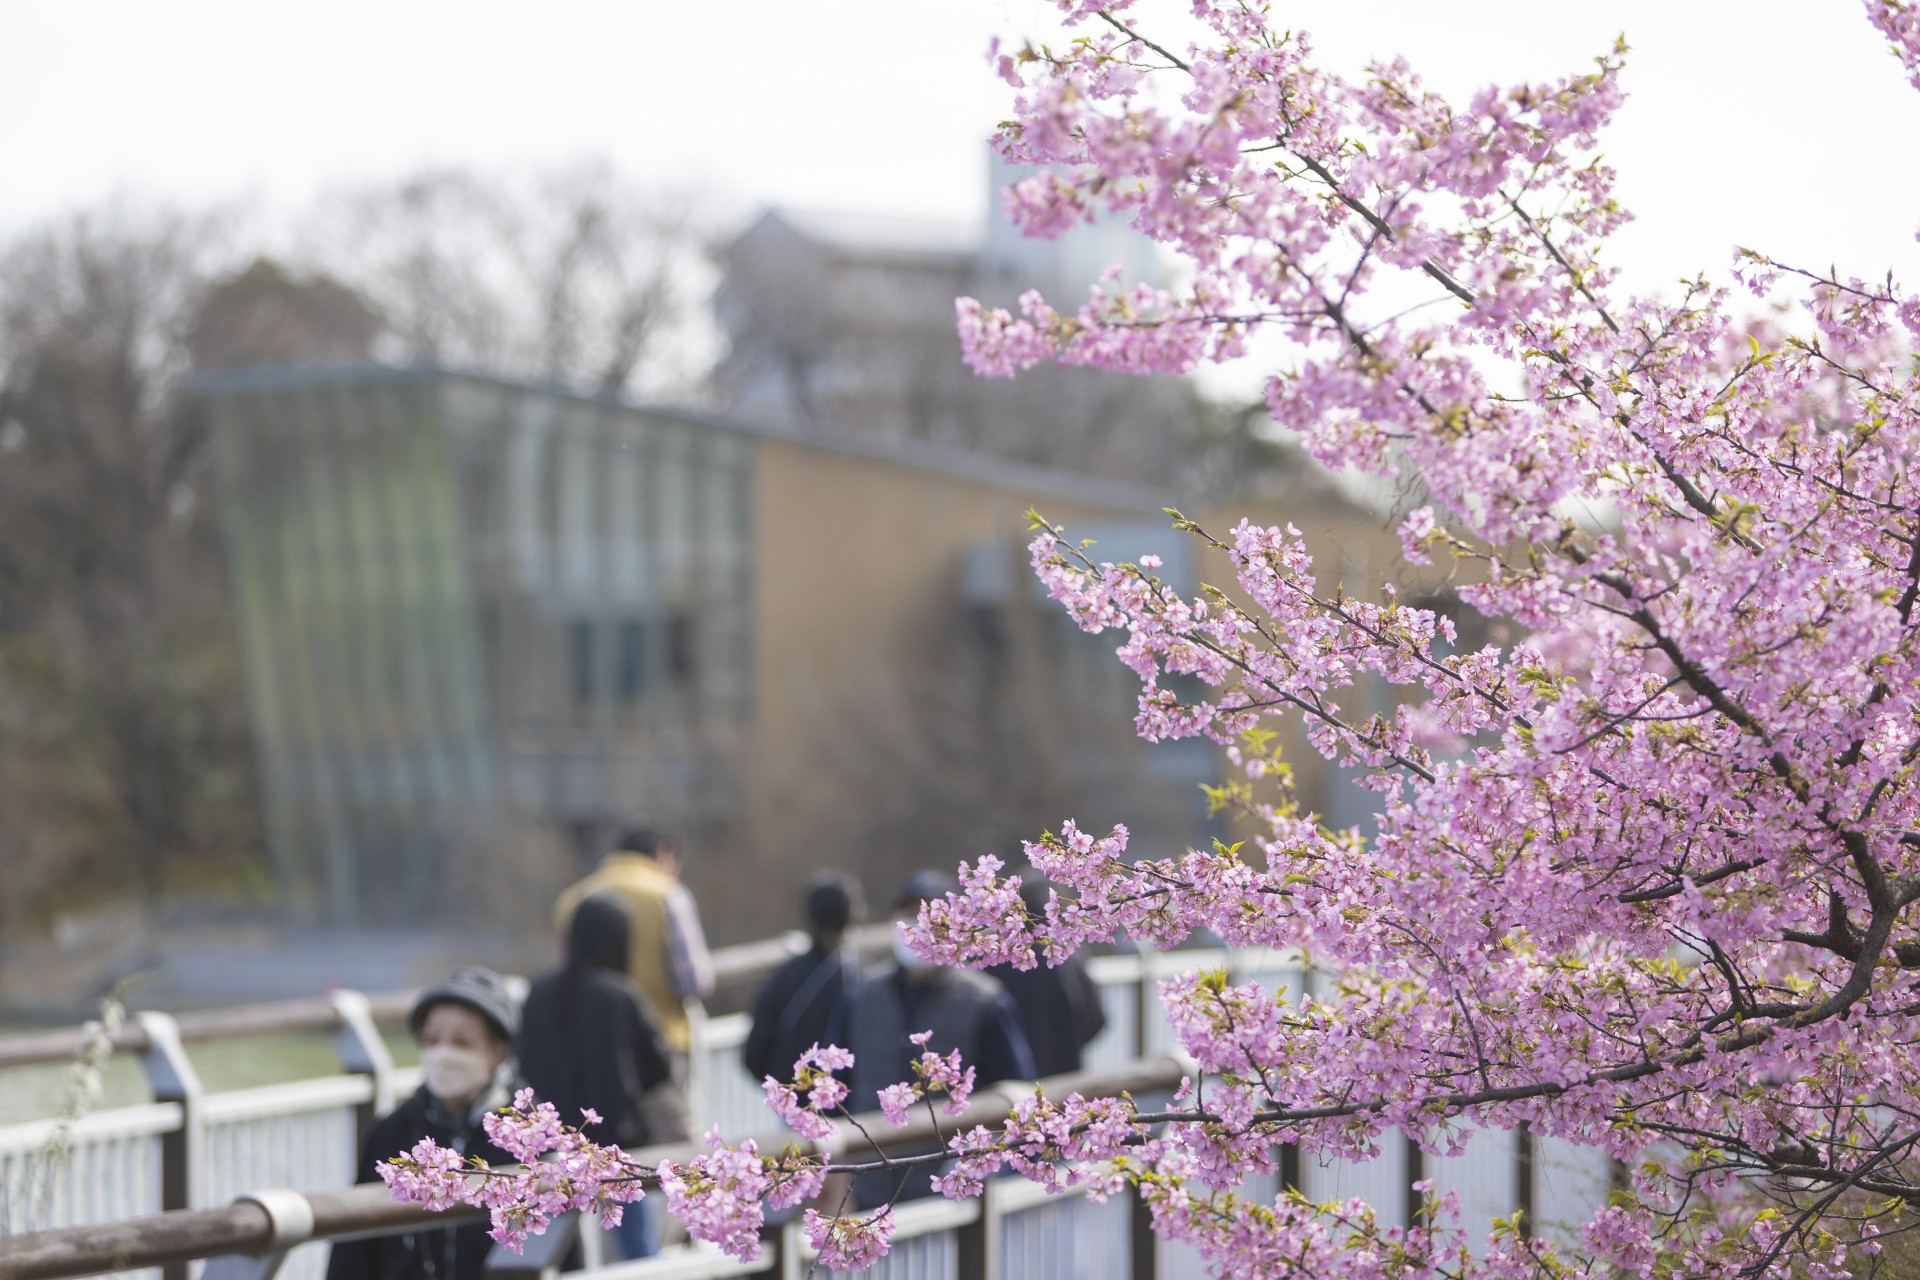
[702,438,1183,942]
[676,434,1437,944]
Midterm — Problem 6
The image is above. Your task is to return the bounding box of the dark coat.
[987,953,1108,1078]
[325,1083,515,1280]
[517,968,672,1148]
[742,943,857,1083]
[845,963,1035,1208]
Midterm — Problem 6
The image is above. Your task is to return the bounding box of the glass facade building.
[201,363,1247,943]
[205,368,753,923]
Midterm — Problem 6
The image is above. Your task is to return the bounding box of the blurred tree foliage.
[0,166,715,939]
[0,165,1291,940]
[297,160,716,398]
[0,204,262,936]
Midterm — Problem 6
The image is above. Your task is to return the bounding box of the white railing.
[0,944,1614,1278]
[0,1104,178,1235]
[684,1008,763,1145]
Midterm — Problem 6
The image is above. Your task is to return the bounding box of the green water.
[0,1029,420,1126]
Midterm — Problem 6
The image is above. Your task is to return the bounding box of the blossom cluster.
[875,1030,978,1126]
[657,1131,783,1263]
[937,0,1920,1273]
[378,1091,646,1251]
[802,1205,896,1271]
[761,1042,852,1141]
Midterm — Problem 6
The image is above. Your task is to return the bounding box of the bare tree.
[0,203,263,944]
[187,257,384,372]
[302,162,717,397]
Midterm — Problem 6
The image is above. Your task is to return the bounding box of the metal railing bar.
[303,1182,487,1244]
[694,1014,748,1052]
[0,994,418,1072]
[982,1175,1085,1216]
[0,1200,280,1279]
[0,1105,185,1157]
[0,1182,490,1280]
[201,1079,375,1127]
[571,1241,770,1280]
[860,1194,980,1242]
[1083,954,1144,985]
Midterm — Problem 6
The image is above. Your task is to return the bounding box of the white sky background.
[2,0,1915,320]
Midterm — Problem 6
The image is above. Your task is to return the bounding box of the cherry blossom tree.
[386,1,1920,1275]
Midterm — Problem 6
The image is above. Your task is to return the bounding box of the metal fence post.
[1129,1186,1159,1280]
[1131,954,1163,1280]
[778,1217,808,1280]
[684,997,711,1135]
[1134,959,1154,1060]
[329,988,395,1140]
[1402,1134,1428,1230]
[137,1010,205,1280]
[1514,1122,1535,1240]
[955,1179,1002,1280]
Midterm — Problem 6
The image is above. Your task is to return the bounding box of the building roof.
[192,362,1184,516]
[745,207,982,265]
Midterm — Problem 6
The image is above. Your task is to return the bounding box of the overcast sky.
[3,0,1915,296]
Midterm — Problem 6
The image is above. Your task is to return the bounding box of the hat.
[409,966,519,1043]
[893,870,957,911]
[805,872,864,934]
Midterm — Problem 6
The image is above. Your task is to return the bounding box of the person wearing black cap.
[742,871,865,1085]
[325,967,521,1280]
[844,871,1035,1209]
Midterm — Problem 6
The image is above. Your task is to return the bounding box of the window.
[614,617,647,703]
[569,617,597,705]
[666,613,697,687]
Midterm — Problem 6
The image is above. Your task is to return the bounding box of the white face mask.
[893,929,935,974]
[421,1044,495,1106]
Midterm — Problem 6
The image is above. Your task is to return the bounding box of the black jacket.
[987,953,1108,1078]
[742,943,858,1083]
[325,1082,515,1280]
[845,963,1035,1208]
[517,968,672,1148]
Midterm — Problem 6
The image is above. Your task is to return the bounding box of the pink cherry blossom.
[803,1206,897,1271]
[657,1129,772,1263]
[383,4,1920,1274]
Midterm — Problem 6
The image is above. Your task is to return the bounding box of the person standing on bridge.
[326,967,520,1280]
[553,825,712,1144]
[742,870,865,1085]
[845,871,1035,1209]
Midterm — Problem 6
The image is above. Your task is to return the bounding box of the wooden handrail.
[0,1202,276,1279]
[0,993,418,1071]
[0,1183,488,1280]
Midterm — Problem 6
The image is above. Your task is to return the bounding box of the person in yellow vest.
[554,825,714,1140]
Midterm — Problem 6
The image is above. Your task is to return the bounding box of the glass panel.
[614,617,648,704]
[569,617,598,706]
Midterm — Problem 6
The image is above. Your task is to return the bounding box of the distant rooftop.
[193,362,1184,514]
[756,207,983,262]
